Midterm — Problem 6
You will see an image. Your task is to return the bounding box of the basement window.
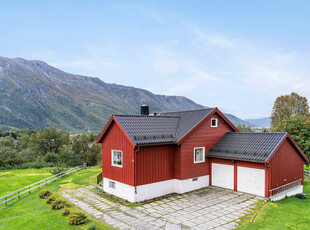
[211,118,218,127]
[112,150,123,167]
[194,147,205,163]
[109,181,115,189]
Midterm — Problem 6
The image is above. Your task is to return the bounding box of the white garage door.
[211,163,234,189]
[237,166,265,197]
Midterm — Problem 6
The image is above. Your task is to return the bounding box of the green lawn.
[0,167,112,230]
[239,178,310,229]
[0,168,53,197]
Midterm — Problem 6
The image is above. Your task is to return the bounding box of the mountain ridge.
[0,56,256,133]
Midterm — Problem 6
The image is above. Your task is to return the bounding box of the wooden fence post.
[83,162,87,169]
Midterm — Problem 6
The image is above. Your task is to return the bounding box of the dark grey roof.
[113,108,215,145]
[207,132,287,162]
[114,115,180,145]
[159,108,214,142]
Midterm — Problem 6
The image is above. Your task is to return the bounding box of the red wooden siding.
[136,145,175,185]
[268,138,305,190]
[101,121,135,185]
[178,113,235,180]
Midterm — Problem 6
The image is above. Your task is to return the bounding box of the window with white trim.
[112,150,123,167]
[109,181,115,189]
[211,118,218,127]
[194,147,205,163]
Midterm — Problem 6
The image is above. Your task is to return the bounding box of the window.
[192,177,198,181]
[109,181,115,189]
[194,147,205,163]
[211,118,218,127]
[112,150,123,167]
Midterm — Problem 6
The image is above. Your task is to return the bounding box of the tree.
[271,92,309,127]
[274,115,310,159]
[237,124,253,132]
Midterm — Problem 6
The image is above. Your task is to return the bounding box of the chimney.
[141,104,149,115]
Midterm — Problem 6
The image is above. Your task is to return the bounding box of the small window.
[194,147,205,163]
[192,177,198,181]
[112,150,123,167]
[109,181,115,189]
[211,118,218,127]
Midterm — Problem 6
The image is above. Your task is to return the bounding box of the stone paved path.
[61,186,265,230]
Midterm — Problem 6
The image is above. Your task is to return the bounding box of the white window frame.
[109,180,115,189]
[111,149,123,168]
[211,118,218,127]
[194,147,205,164]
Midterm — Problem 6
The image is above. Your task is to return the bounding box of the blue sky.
[1,0,310,119]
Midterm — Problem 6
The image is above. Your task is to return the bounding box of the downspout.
[134,146,140,194]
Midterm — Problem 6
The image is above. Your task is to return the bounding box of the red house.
[96,106,309,202]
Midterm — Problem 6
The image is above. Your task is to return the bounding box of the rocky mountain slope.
[0,56,253,133]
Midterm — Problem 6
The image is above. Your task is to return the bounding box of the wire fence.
[0,165,83,206]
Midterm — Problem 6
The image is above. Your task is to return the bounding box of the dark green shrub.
[44,152,60,164]
[68,210,87,225]
[61,208,70,216]
[45,195,56,204]
[87,223,97,230]
[49,166,66,175]
[38,189,52,199]
[51,198,69,210]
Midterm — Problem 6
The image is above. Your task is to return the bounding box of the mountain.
[244,117,271,128]
[0,56,252,133]
[225,114,256,127]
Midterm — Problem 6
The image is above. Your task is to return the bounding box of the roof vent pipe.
[141,104,149,115]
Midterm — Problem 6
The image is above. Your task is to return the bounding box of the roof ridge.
[230,132,287,134]
[159,107,215,114]
[113,114,180,118]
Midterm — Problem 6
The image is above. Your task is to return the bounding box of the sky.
[0,0,310,119]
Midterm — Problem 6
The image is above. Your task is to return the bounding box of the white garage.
[237,166,265,197]
[211,163,234,189]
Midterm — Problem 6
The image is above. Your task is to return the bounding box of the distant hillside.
[245,117,271,128]
[0,56,253,133]
[225,114,256,127]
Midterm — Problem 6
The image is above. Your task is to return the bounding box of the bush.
[44,152,60,164]
[49,166,66,175]
[45,195,56,204]
[68,210,87,225]
[87,223,97,230]
[38,189,52,199]
[51,198,69,210]
[61,208,70,216]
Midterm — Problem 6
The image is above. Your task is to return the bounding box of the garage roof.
[207,132,287,162]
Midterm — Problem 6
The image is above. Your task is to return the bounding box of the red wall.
[177,113,235,180]
[101,121,135,185]
[268,138,305,191]
[136,145,175,185]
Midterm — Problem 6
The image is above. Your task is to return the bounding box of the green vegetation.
[0,167,112,230]
[271,92,309,127]
[236,124,253,132]
[38,189,52,199]
[0,128,101,170]
[239,179,310,229]
[0,168,53,197]
[273,115,310,160]
[68,210,88,225]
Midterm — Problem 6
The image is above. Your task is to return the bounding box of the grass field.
[0,167,112,230]
[239,178,310,229]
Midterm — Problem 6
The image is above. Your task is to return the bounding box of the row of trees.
[0,128,101,169]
